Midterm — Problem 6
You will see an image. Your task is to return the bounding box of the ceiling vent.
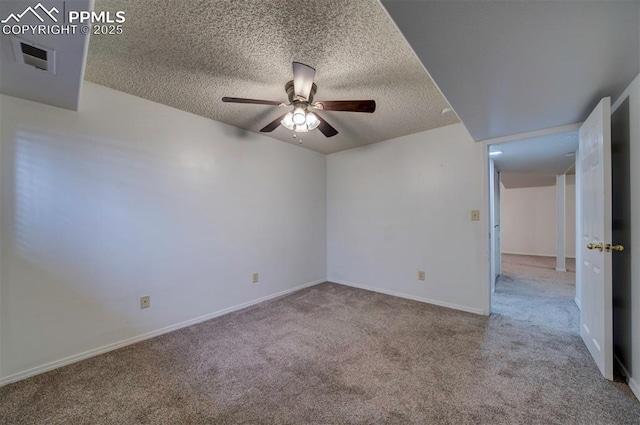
[11,37,56,75]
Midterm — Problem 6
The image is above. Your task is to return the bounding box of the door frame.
[480,123,582,314]
[488,157,501,293]
[488,157,497,293]
[609,73,640,400]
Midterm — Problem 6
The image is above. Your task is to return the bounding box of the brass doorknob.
[605,244,624,252]
[587,242,603,252]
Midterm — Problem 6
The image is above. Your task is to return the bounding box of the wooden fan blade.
[314,100,376,113]
[292,62,316,100]
[260,112,289,133]
[222,97,283,106]
[315,113,338,137]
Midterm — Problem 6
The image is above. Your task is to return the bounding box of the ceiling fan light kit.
[222,62,376,138]
[281,110,320,132]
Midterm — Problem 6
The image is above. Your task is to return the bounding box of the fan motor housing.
[286,80,317,103]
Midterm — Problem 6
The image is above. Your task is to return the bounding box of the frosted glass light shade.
[305,112,320,130]
[292,108,306,125]
[281,112,295,130]
[281,110,321,133]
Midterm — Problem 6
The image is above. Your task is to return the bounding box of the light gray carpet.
[1,255,638,424]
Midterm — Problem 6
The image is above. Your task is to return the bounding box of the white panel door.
[579,97,613,380]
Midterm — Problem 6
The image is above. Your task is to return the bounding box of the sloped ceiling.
[382,0,640,142]
[84,0,458,154]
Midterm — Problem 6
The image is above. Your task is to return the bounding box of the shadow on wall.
[2,125,262,371]
[11,126,231,288]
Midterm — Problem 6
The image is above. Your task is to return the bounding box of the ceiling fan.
[222,62,376,138]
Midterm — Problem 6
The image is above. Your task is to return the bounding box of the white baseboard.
[628,376,640,402]
[502,251,556,257]
[574,296,581,310]
[502,251,576,259]
[614,354,640,401]
[0,279,325,387]
[329,278,484,316]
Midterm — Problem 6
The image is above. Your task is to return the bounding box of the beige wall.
[501,182,576,258]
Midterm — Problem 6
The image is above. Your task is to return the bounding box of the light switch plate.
[471,210,480,221]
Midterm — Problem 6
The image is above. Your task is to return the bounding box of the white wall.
[327,124,486,314]
[500,181,576,258]
[0,82,327,384]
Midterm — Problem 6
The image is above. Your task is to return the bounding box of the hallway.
[492,254,638,404]
[493,254,577,332]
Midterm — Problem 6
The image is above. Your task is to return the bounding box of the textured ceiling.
[382,0,640,142]
[85,0,458,154]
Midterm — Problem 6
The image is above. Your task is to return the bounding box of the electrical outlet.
[252,272,259,284]
[418,270,426,281]
[471,210,480,221]
[140,295,150,309]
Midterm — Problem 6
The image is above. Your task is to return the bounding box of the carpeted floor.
[1,254,638,424]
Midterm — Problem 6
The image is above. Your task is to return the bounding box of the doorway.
[484,103,635,396]
[487,131,579,317]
